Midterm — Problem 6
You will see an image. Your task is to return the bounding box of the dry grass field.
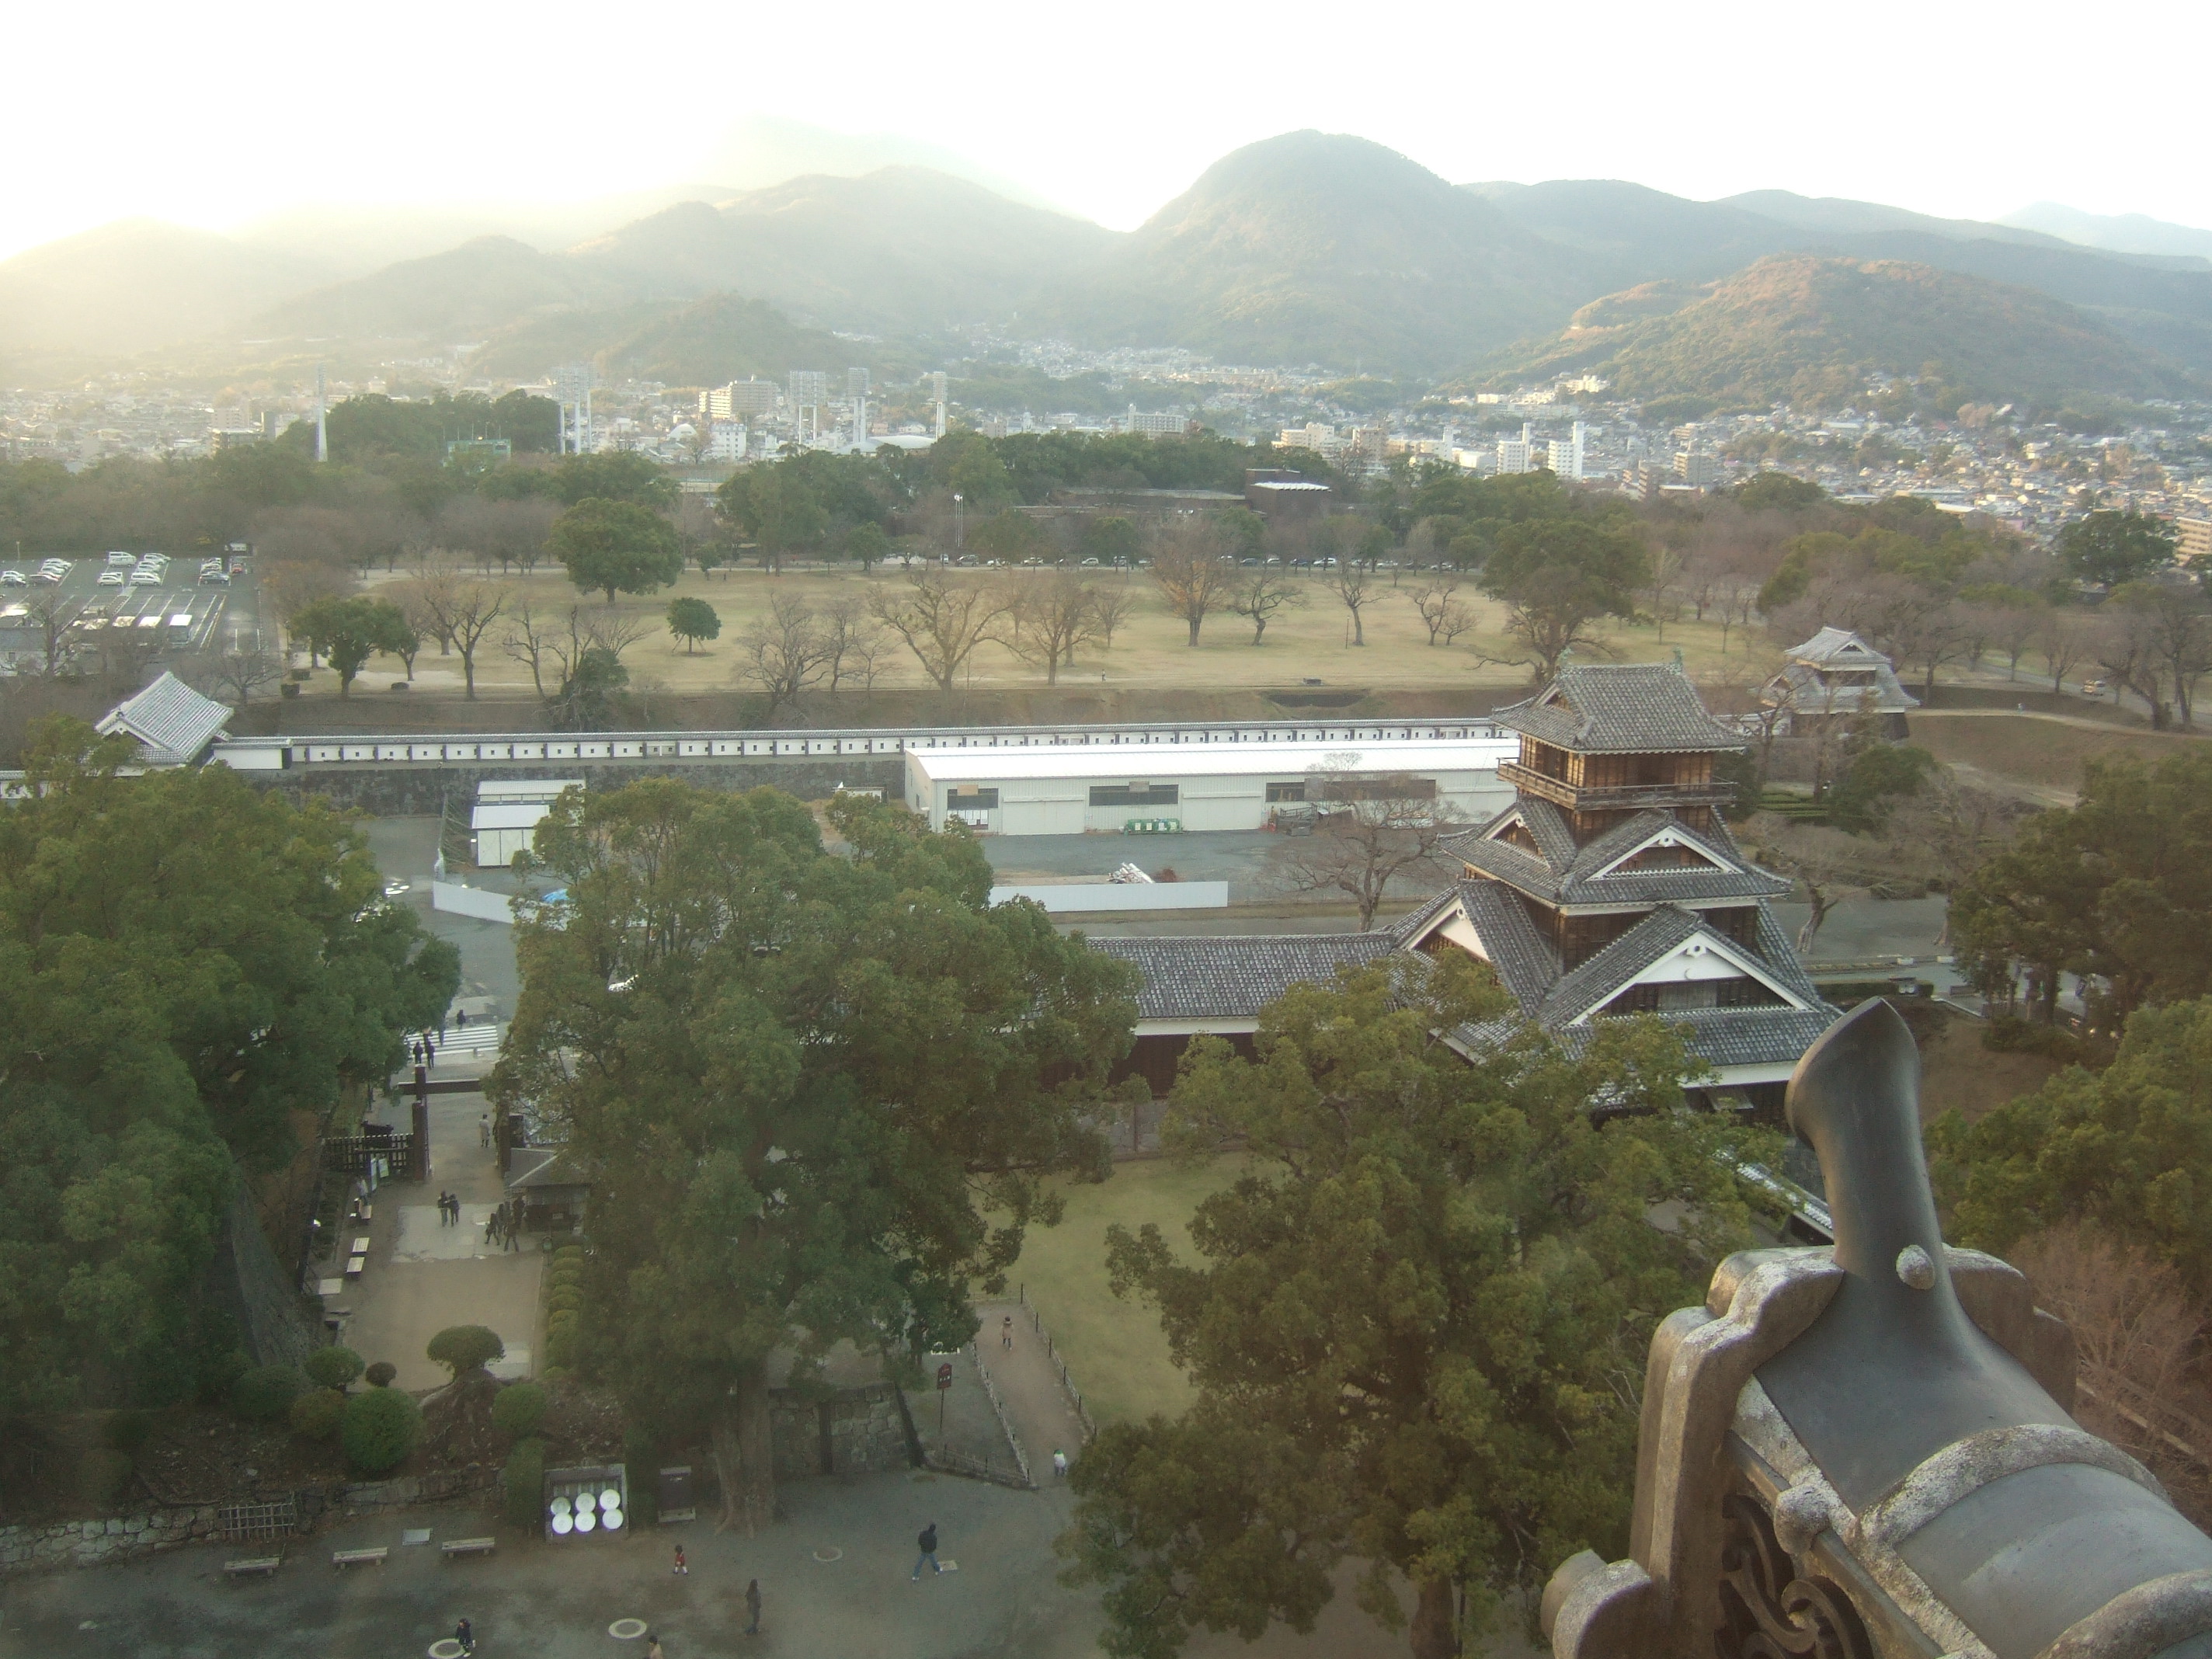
[1909,711,2206,795]
[326,562,1782,703]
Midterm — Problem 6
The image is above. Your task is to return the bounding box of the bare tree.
[739,593,832,715]
[411,566,511,700]
[1747,814,1872,954]
[21,590,82,676]
[1407,575,1475,647]
[1225,565,1305,645]
[1004,569,1103,683]
[868,566,1010,692]
[818,596,886,694]
[2094,603,2170,728]
[1090,585,1139,652]
[1149,520,1234,645]
[1984,599,2047,681]
[502,603,647,704]
[2037,606,2095,696]
[1268,767,1464,928]
[184,645,286,704]
[2012,1227,2210,1522]
[2120,581,2212,728]
[1323,559,1378,646]
[502,600,557,699]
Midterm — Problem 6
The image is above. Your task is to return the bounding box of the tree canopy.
[1951,748,2212,1025]
[2056,508,2175,589]
[1931,996,2212,1289]
[0,722,457,1412]
[1477,517,1648,681]
[665,596,721,655]
[1059,953,1765,1659]
[548,497,686,603]
[290,595,416,697]
[492,783,1136,1532]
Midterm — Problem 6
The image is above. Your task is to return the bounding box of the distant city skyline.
[9,0,2207,264]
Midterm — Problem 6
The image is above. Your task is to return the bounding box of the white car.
[0,571,25,587]
[96,570,125,586]
[106,551,134,566]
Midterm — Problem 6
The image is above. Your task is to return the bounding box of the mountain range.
[7,130,2212,408]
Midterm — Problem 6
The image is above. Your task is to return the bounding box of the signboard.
[936,1362,954,1392]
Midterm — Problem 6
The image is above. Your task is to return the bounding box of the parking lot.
[0,550,262,672]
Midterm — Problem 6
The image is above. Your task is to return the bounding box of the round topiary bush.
[102,1410,153,1454]
[363,1361,398,1389]
[543,1327,579,1369]
[489,1381,548,1441]
[304,1345,364,1393]
[341,1386,421,1474]
[503,1436,545,1529]
[546,1289,583,1314]
[426,1325,505,1381]
[289,1387,346,1441]
[230,1365,307,1423]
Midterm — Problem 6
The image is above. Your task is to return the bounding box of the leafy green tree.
[553,451,676,508]
[1733,472,1826,513]
[969,509,1044,562]
[363,1362,398,1388]
[1823,742,1936,834]
[290,595,416,697]
[550,498,685,603]
[2057,509,2175,589]
[1059,954,1762,1659]
[427,1325,506,1381]
[666,597,721,656]
[1931,997,2212,1288]
[1951,748,2212,1025]
[1476,518,1647,681]
[492,784,1136,1532]
[1080,516,1143,565]
[0,723,457,1412]
[845,521,889,573]
[342,1383,421,1473]
[716,464,829,573]
[549,645,629,732]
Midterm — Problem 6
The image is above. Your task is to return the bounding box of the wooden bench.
[440,1537,496,1560]
[224,1556,282,1578]
[331,1546,388,1569]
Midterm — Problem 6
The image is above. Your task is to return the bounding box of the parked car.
[106,551,134,566]
[96,570,125,586]
[2080,680,2108,696]
[0,570,24,586]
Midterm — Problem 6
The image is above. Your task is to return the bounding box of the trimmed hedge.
[504,1437,545,1529]
[490,1382,548,1441]
[304,1345,365,1392]
[289,1388,347,1441]
[426,1325,505,1379]
[231,1365,307,1422]
[363,1361,398,1389]
[342,1386,422,1473]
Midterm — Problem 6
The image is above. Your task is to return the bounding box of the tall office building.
[930,371,948,439]
[710,378,780,421]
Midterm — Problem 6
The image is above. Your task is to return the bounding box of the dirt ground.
[1900,1001,2069,1125]
[1909,711,2206,796]
[303,562,1784,706]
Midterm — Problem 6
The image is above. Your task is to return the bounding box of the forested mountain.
[12,130,2212,402]
[1041,131,1589,373]
[1475,255,2187,406]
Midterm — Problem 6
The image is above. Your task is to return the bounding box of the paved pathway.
[973,1303,1090,1486]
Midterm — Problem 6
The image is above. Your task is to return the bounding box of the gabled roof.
[1088,933,1400,1023]
[1539,904,1711,1024]
[1786,626,1892,666]
[1457,801,1790,907]
[1493,665,1747,756]
[507,1149,591,1191]
[1456,881,1561,1010]
[95,671,232,765]
[1767,659,1920,715]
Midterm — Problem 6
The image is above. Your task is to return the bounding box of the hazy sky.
[10,0,2207,260]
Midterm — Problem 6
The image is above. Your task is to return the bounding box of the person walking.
[484,1209,499,1248]
[1001,1315,1014,1350]
[454,1618,475,1655]
[645,1636,663,1659]
[913,1521,941,1580]
[480,1113,490,1148]
[672,1543,687,1576]
[744,1578,762,1635]
[1052,1448,1069,1480]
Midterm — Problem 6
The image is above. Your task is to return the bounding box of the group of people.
[434,1191,464,1226]
[483,1198,525,1250]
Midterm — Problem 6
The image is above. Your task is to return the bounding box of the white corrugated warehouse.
[471,780,583,868]
[903,739,1517,836]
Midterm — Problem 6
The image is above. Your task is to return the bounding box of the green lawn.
[1006,1156,1243,1426]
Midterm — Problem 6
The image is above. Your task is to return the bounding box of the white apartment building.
[708,379,780,421]
[1548,421,1588,481]
[1675,450,1720,488]
[707,422,747,461]
[1496,423,1537,475]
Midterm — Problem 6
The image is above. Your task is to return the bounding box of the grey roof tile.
[1457,881,1560,1010]
[1493,665,1747,755]
[1539,905,1709,1025]
[1088,933,1400,1022]
[96,671,232,763]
